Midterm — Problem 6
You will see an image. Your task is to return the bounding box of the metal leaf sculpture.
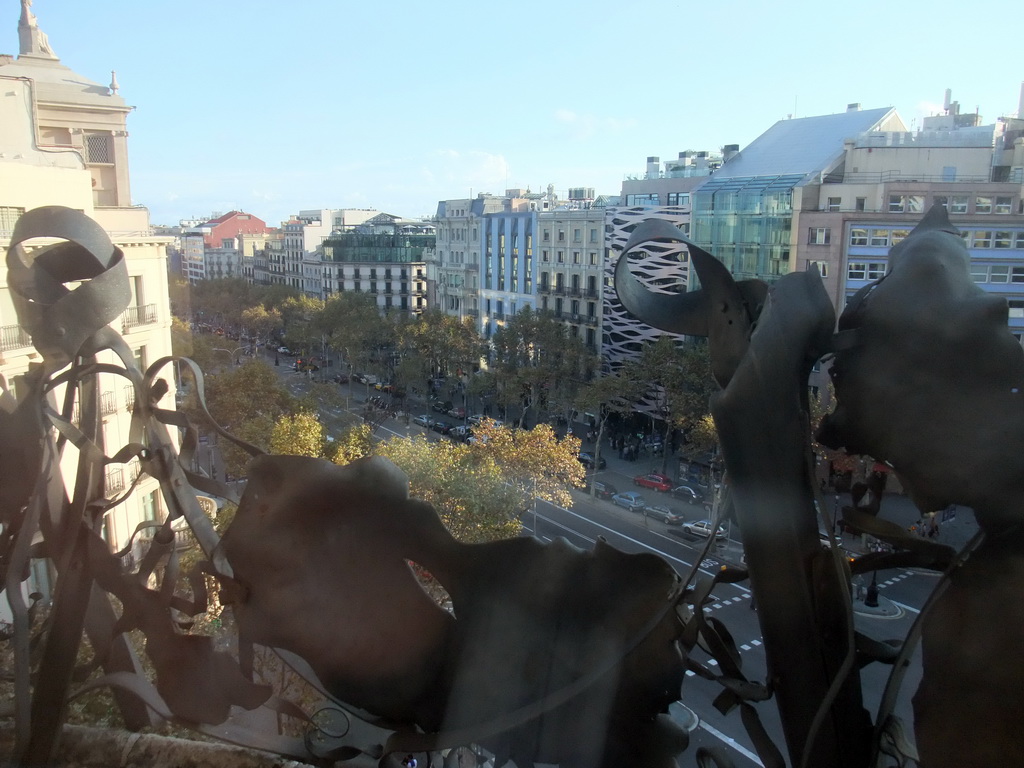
[2,207,704,768]
[615,206,1024,768]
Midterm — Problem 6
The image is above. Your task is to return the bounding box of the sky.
[13,0,1023,227]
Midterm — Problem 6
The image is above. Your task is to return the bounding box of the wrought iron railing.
[0,323,31,352]
[122,303,157,330]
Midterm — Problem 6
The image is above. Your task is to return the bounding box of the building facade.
[321,232,430,314]
[1,8,176,585]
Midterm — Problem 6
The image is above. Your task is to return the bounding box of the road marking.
[741,644,751,651]
[698,720,765,767]
[540,505,751,593]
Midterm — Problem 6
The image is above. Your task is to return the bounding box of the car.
[644,505,683,525]
[670,484,704,503]
[468,414,486,426]
[448,405,466,419]
[586,479,618,500]
[681,519,727,541]
[356,373,378,385]
[432,400,453,414]
[611,491,646,512]
[276,346,291,355]
[331,373,350,384]
[430,420,452,435]
[577,452,607,470]
[413,414,433,428]
[633,473,674,492]
[449,425,473,442]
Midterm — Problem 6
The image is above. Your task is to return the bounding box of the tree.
[191,359,297,476]
[399,309,485,383]
[489,308,597,428]
[270,410,327,458]
[632,336,718,475]
[190,278,255,331]
[574,368,647,496]
[279,294,325,355]
[332,421,583,544]
[241,305,283,350]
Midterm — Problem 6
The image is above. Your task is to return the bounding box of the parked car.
[413,414,433,428]
[587,479,618,500]
[611,491,646,512]
[633,473,674,492]
[448,405,466,419]
[681,519,727,541]
[449,425,473,442]
[432,400,453,414]
[430,420,452,435]
[670,484,704,503]
[331,373,350,384]
[577,452,607,470]
[468,414,486,426]
[644,505,683,525]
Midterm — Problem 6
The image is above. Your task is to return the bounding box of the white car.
[683,519,727,541]
[412,414,432,427]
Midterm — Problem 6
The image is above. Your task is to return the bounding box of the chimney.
[847,103,861,112]
[646,156,661,179]
[722,144,740,163]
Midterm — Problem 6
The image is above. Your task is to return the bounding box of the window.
[950,196,969,214]
[626,194,660,206]
[1009,299,1024,318]
[888,195,905,213]
[543,230,550,242]
[1017,232,1024,249]
[573,229,581,242]
[806,260,829,278]
[667,192,690,206]
[557,251,564,264]
[995,196,1013,214]
[84,132,112,164]
[972,231,992,248]
[142,490,159,522]
[995,231,1012,249]
[970,264,989,283]
[573,251,581,264]
[850,229,868,246]
[869,230,890,247]
[542,249,549,262]
[990,265,1010,284]
[906,195,924,214]
[827,197,841,212]
[976,196,993,214]
[890,229,910,246]
[589,229,598,243]
[589,252,598,266]
[848,262,867,280]
[855,197,866,212]
[1,206,25,231]
[808,227,830,245]
[867,263,886,280]
[558,230,565,242]
[1012,266,1024,284]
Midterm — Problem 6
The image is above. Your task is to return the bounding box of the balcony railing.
[105,467,125,493]
[122,303,157,331]
[124,384,136,411]
[1,324,31,353]
[100,390,118,415]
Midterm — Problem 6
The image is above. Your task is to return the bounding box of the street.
[244,354,965,766]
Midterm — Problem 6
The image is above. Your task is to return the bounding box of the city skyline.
[12,0,1023,227]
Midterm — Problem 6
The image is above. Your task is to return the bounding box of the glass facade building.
[691,174,805,282]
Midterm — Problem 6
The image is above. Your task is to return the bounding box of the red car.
[633,473,674,492]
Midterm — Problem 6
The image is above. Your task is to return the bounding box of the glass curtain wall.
[692,175,803,281]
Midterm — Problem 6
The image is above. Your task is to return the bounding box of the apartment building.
[1,9,175,580]
[536,201,606,354]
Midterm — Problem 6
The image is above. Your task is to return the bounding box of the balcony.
[101,390,118,416]
[1,324,31,353]
[105,467,125,494]
[122,303,157,331]
[124,384,136,411]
